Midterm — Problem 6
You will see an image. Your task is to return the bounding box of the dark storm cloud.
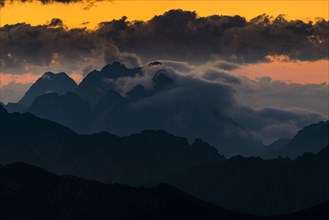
[96,10,329,63]
[49,18,64,27]
[1,10,328,74]
[0,0,109,7]
[0,22,141,74]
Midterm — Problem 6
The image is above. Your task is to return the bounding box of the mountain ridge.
[1,161,328,220]
[0,105,328,215]
[18,71,77,107]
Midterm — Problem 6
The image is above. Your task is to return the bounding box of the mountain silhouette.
[155,145,329,215]
[152,69,175,91]
[26,92,93,133]
[0,105,223,185]
[0,162,255,220]
[7,63,268,157]
[0,105,328,215]
[77,62,142,106]
[260,121,329,159]
[0,161,328,220]
[273,121,329,158]
[19,72,77,106]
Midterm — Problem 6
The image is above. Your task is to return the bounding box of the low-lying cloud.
[84,62,326,151]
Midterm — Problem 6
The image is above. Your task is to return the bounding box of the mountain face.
[0,105,223,185]
[18,72,77,107]
[259,138,291,159]
[0,162,328,220]
[77,62,142,106]
[18,63,264,157]
[155,145,329,215]
[10,63,325,158]
[26,92,93,133]
[260,121,329,159]
[275,121,329,158]
[4,102,26,113]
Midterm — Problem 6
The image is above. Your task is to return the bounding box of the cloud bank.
[0,20,142,74]
[1,10,328,75]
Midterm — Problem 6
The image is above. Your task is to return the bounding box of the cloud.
[0,0,110,7]
[235,76,329,116]
[1,58,325,155]
[202,69,241,84]
[97,10,328,63]
[232,106,324,144]
[0,82,31,103]
[49,18,64,27]
[84,62,325,155]
[1,10,328,75]
[0,22,142,74]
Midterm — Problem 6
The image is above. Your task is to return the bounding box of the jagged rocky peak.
[41,71,71,80]
[126,84,147,100]
[18,71,77,107]
[152,69,175,90]
[101,61,127,72]
[100,62,142,79]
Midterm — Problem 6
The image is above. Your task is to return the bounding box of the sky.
[0,0,328,121]
[1,1,328,29]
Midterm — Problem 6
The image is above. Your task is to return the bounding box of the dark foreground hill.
[0,162,258,220]
[0,162,328,220]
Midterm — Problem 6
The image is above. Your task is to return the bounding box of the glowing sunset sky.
[1,1,328,29]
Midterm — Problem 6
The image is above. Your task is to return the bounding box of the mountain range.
[4,62,328,158]
[0,162,328,220]
[0,105,328,215]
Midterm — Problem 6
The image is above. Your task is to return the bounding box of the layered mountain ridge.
[1,161,328,220]
[1,105,328,215]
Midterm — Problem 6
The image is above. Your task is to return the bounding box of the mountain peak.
[41,72,70,80]
[99,62,142,80]
[77,63,142,106]
[19,72,77,106]
[152,70,175,90]
[101,61,127,72]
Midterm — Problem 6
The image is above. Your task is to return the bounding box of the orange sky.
[1,1,328,29]
[1,59,327,87]
[0,73,83,87]
[232,60,329,84]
